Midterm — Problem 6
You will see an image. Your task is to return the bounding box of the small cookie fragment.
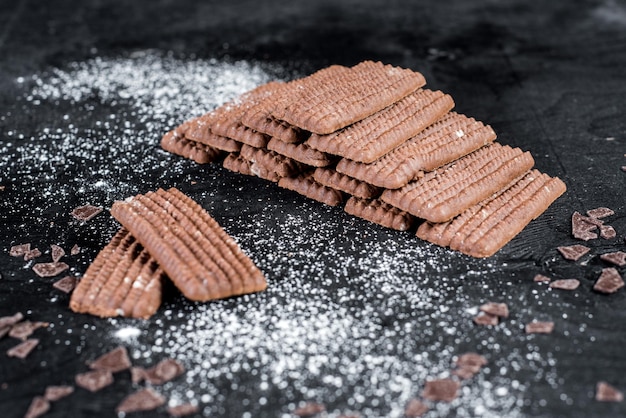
[525,321,554,334]
[404,398,429,417]
[473,312,499,326]
[32,262,69,278]
[7,338,39,359]
[167,403,200,417]
[533,274,551,283]
[292,402,326,417]
[549,279,580,290]
[70,244,80,255]
[421,378,460,402]
[71,205,103,222]
[557,245,591,261]
[44,385,74,401]
[600,251,626,267]
[88,346,132,373]
[593,268,624,294]
[52,276,77,293]
[116,388,166,413]
[596,381,623,402]
[75,370,114,392]
[24,396,50,418]
[479,302,509,318]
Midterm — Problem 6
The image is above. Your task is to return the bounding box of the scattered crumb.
[525,321,554,334]
[596,381,623,402]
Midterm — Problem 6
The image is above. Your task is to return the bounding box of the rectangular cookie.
[335,112,497,189]
[267,137,333,167]
[183,115,242,152]
[271,61,426,135]
[381,143,535,223]
[277,173,344,206]
[240,144,305,180]
[312,167,382,200]
[344,197,415,231]
[415,170,567,257]
[306,89,454,163]
[160,130,224,164]
[69,228,164,319]
[110,188,267,301]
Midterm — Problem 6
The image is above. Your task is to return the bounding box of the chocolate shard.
[533,274,551,283]
[9,243,30,257]
[593,268,624,294]
[473,312,498,326]
[6,338,39,359]
[0,312,24,328]
[167,403,200,417]
[70,244,80,255]
[292,402,326,417]
[24,396,50,418]
[71,205,103,222]
[116,388,166,413]
[88,346,132,373]
[9,321,49,340]
[421,378,460,402]
[44,385,75,402]
[24,248,42,261]
[572,211,601,241]
[549,279,580,290]
[455,352,488,372]
[143,358,185,385]
[52,276,77,293]
[596,381,624,402]
[600,251,626,267]
[600,225,616,240]
[75,370,114,392]
[587,207,614,219]
[525,321,554,334]
[51,244,65,263]
[557,244,591,261]
[479,302,509,318]
[404,398,429,417]
[32,262,69,278]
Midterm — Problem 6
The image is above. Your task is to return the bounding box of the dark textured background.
[1,1,625,417]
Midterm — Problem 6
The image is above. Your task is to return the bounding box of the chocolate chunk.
[70,244,80,256]
[416,171,566,258]
[421,378,460,402]
[71,205,103,222]
[600,225,616,240]
[52,276,77,293]
[167,403,200,417]
[572,211,601,241]
[533,274,551,283]
[75,370,113,392]
[24,396,50,418]
[143,358,185,385]
[292,402,326,417]
[9,321,48,340]
[404,398,429,417]
[32,262,69,278]
[88,346,132,373]
[382,144,535,223]
[9,243,30,257]
[0,312,24,328]
[24,248,42,261]
[455,352,488,372]
[7,338,39,359]
[600,251,626,267]
[587,207,614,219]
[116,388,166,413]
[479,302,509,318]
[525,321,554,334]
[596,381,623,402]
[549,279,580,290]
[51,244,65,263]
[473,312,498,326]
[557,244,591,261]
[110,188,267,302]
[69,228,164,319]
[44,385,74,401]
[593,268,624,294]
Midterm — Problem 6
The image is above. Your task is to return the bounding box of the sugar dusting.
[0,51,564,416]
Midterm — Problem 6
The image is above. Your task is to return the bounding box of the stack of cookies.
[161,61,566,258]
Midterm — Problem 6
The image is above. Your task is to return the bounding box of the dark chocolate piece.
[587,207,614,219]
[593,268,624,294]
[572,211,601,241]
[70,244,80,255]
[143,358,185,385]
[9,321,48,340]
[24,248,42,261]
[600,225,616,240]
[9,243,30,257]
[71,205,103,222]
[116,388,166,413]
[421,378,460,402]
[0,312,24,328]
[557,244,590,261]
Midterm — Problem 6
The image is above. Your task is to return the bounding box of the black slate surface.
[1,1,625,417]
